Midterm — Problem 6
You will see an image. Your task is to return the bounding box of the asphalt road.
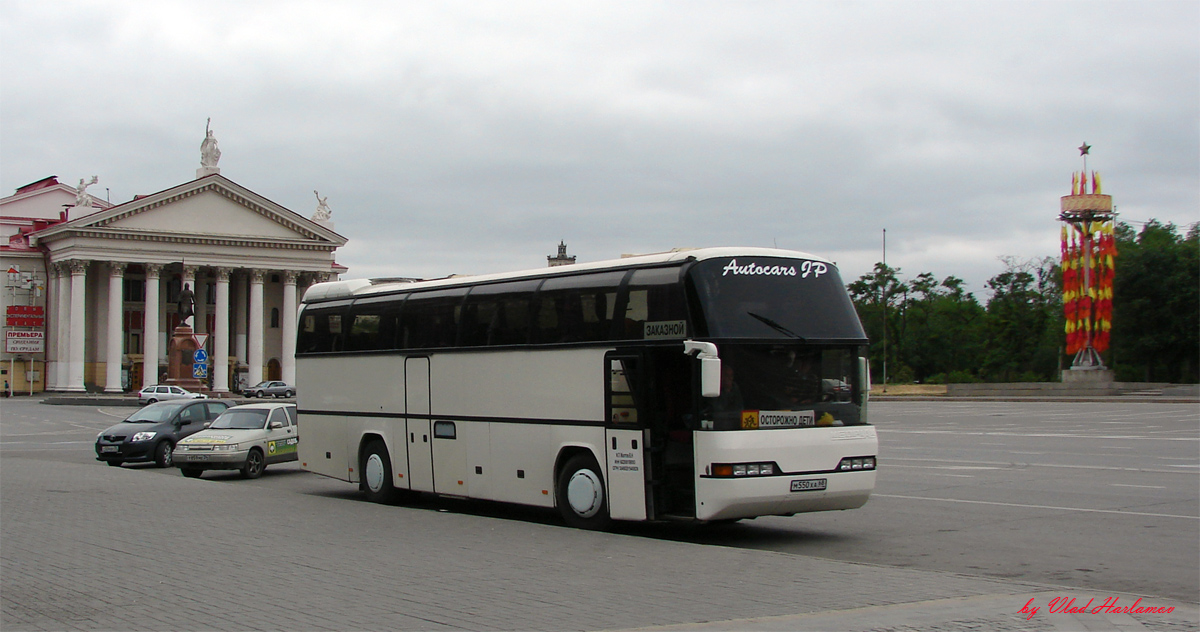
[700,400,1200,601]
[1,397,1197,628]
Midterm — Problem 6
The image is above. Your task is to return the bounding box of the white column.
[213,267,231,393]
[45,266,60,390]
[248,269,265,385]
[281,271,298,385]
[234,273,248,363]
[142,264,162,389]
[55,263,71,390]
[105,262,126,392]
[66,260,88,392]
[181,265,197,329]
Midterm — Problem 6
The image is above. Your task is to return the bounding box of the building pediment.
[33,175,346,249]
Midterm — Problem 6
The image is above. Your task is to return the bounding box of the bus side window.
[400,289,466,349]
[460,299,498,347]
[492,296,532,345]
[535,272,624,344]
[622,268,688,340]
[297,303,349,353]
[347,313,380,351]
[609,358,638,424]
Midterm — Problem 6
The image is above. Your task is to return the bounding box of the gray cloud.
[2,1,1196,298]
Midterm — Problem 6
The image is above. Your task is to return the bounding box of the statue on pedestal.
[201,118,221,168]
[177,282,196,326]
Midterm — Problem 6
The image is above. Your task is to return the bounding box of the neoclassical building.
[0,143,347,395]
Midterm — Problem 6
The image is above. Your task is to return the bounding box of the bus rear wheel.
[361,440,396,504]
[556,454,611,530]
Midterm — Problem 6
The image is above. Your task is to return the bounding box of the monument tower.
[1059,142,1117,383]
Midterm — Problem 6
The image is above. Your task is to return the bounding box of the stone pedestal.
[1062,367,1115,384]
[165,326,205,392]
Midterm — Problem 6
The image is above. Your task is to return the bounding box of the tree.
[900,275,986,383]
[980,257,1062,382]
[848,263,905,384]
[849,265,985,384]
[1110,221,1199,382]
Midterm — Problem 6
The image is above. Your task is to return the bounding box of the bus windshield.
[688,256,866,342]
[705,343,866,430]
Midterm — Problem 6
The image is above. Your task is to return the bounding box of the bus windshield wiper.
[746,312,806,341]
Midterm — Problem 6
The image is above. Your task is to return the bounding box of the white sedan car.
[137,384,206,404]
[172,402,297,479]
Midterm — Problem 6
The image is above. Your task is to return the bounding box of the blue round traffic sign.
[193,349,208,363]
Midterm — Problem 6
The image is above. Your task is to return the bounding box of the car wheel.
[146,398,158,404]
[285,390,294,398]
[153,441,174,468]
[241,448,265,479]
[360,440,396,504]
[181,467,203,479]
[556,453,612,530]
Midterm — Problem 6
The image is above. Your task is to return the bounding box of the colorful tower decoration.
[1059,143,1116,370]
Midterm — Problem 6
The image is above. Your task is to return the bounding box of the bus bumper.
[695,470,875,521]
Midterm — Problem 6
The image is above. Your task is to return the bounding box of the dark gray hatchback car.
[95,399,230,468]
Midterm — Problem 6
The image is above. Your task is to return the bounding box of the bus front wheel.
[361,440,396,504]
[556,454,612,530]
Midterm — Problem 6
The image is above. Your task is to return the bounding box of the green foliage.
[1110,221,1199,382]
[979,257,1062,382]
[847,219,1197,384]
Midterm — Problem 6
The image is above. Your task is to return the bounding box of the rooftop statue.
[313,190,332,221]
[200,118,221,168]
[75,175,98,207]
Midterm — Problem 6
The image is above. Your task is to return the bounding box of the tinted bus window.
[460,280,540,347]
[534,272,624,344]
[346,294,404,351]
[620,266,689,340]
[688,257,865,341]
[297,300,352,353]
[399,288,468,349]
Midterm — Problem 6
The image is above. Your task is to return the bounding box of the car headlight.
[131,431,157,442]
[211,443,240,451]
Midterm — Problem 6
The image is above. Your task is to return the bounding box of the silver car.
[243,381,295,398]
[137,384,206,405]
[173,402,299,479]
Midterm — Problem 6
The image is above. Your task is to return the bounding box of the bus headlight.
[837,456,876,471]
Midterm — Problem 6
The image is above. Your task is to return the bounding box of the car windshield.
[124,403,184,423]
[209,409,270,430]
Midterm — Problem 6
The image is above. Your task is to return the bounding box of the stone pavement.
[2,457,1196,631]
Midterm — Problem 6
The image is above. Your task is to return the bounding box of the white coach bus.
[296,247,877,529]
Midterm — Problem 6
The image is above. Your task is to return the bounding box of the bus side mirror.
[684,340,722,398]
[699,357,721,398]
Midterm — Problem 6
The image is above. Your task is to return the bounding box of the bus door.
[405,356,434,492]
[648,347,698,519]
[605,353,647,521]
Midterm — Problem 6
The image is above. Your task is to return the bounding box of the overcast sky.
[2,1,1197,299]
